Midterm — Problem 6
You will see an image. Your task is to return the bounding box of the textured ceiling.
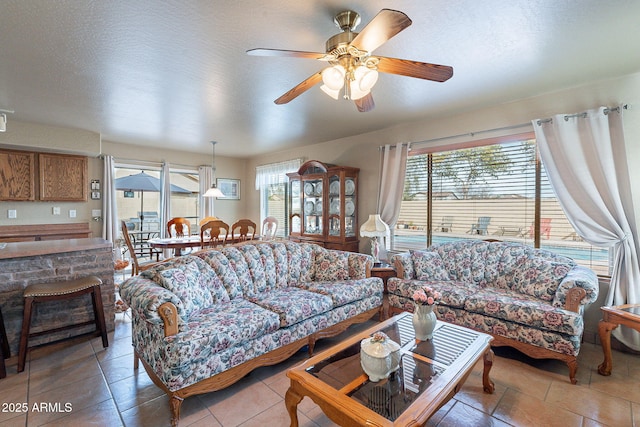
[1,1,639,157]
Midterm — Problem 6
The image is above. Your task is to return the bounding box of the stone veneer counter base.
[0,238,114,358]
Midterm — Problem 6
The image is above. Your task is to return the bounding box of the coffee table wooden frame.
[285,313,494,426]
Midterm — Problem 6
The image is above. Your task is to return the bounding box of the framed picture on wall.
[217,178,240,200]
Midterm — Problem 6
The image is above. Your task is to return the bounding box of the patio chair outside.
[470,217,491,235]
[529,218,552,239]
[440,216,453,232]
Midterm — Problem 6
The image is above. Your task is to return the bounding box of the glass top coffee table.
[285,312,494,426]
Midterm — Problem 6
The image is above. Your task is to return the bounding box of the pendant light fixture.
[203,141,225,198]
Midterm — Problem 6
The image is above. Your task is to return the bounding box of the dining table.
[147,235,260,256]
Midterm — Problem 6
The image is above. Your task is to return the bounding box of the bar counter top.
[0,237,111,260]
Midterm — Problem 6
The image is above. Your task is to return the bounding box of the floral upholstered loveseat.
[119,241,382,426]
[388,240,598,384]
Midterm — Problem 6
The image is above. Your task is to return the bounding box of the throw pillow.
[315,250,350,281]
[157,261,214,316]
[411,250,449,281]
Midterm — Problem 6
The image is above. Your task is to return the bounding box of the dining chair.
[261,216,279,240]
[200,220,229,248]
[231,219,257,242]
[199,216,219,227]
[167,217,191,238]
[121,221,161,276]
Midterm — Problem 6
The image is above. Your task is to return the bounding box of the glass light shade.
[203,185,224,198]
[355,66,378,92]
[360,214,390,238]
[320,84,341,100]
[321,65,345,91]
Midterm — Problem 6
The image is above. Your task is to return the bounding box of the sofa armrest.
[391,252,413,279]
[158,302,179,337]
[553,265,599,310]
[119,275,184,325]
[347,252,374,279]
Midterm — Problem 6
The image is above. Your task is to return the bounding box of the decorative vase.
[413,304,437,341]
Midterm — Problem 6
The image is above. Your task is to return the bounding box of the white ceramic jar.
[360,332,401,382]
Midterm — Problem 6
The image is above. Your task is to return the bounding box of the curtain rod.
[379,122,532,150]
[536,104,629,126]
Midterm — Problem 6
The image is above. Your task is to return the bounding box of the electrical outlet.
[8,209,17,219]
[53,207,61,215]
[69,209,77,218]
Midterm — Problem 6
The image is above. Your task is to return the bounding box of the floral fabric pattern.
[249,287,333,327]
[410,250,450,281]
[120,240,382,395]
[386,239,598,361]
[315,250,350,281]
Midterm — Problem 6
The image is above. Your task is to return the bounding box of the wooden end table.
[285,313,494,426]
[371,263,396,320]
[597,303,640,376]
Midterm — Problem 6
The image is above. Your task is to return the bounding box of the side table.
[371,263,396,320]
[597,303,640,376]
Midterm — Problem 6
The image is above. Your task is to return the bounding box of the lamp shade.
[360,214,389,238]
[203,185,224,198]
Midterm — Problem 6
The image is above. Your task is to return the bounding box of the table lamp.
[360,214,390,264]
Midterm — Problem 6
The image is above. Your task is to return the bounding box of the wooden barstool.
[0,307,9,379]
[18,276,109,372]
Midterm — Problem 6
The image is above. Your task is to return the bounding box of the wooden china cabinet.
[287,160,359,252]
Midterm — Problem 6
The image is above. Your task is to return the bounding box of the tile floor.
[1,311,639,427]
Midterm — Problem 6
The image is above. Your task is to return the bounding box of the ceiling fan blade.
[274,72,323,104]
[349,9,412,53]
[355,93,375,112]
[246,48,332,60]
[377,56,453,82]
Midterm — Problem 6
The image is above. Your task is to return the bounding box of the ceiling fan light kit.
[247,9,453,112]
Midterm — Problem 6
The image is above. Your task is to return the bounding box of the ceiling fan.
[247,8,453,112]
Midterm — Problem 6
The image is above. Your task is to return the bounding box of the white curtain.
[102,155,118,243]
[159,162,171,239]
[199,165,214,218]
[377,143,410,228]
[533,106,640,350]
[255,158,303,190]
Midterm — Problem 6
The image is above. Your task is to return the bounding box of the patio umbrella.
[114,171,191,230]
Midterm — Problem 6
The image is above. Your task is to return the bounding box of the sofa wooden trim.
[134,306,381,427]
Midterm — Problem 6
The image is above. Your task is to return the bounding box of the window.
[394,134,610,275]
[115,165,200,235]
[256,159,302,237]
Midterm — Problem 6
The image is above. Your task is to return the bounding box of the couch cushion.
[410,250,449,281]
[269,242,289,288]
[175,299,281,354]
[298,277,382,307]
[237,245,268,292]
[255,243,278,290]
[299,243,318,282]
[509,257,571,301]
[194,250,244,299]
[463,287,583,336]
[315,250,350,281]
[153,261,215,316]
[221,246,256,297]
[433,241,487,284]
[249,288,333,327]
[387,278,480,309]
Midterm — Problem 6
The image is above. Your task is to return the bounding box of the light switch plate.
[53,207,61,215]
[69,209,77,218]
[92,209,102,217]
[8,209,17,219]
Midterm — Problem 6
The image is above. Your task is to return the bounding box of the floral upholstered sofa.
[120,241,382,426]
[388,240,598,384]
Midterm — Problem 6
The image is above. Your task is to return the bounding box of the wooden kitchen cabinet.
[0,149,36,201]
[39,153,88,201]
